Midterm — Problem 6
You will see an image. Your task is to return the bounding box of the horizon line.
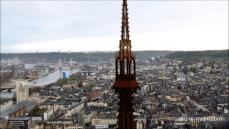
[1,49,228,54]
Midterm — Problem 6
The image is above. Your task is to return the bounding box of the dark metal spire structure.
[113,0,138,129]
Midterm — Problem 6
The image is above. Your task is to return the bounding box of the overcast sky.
[1,0,228,53]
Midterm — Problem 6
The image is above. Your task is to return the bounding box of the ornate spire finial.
[121,0,130,40]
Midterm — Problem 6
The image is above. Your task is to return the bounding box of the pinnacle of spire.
[121,0,130,40]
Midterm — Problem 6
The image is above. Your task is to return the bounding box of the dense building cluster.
[0,56,228,129]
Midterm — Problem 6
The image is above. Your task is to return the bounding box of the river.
[30,69,79,86]
[24,64,80,86]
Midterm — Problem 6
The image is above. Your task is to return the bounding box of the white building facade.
[16,80,29,103]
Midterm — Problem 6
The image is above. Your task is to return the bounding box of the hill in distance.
[166,49,228,61]
[0,51,171,63]
[1,50,228,63]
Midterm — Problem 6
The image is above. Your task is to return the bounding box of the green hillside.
[166,50,228,61]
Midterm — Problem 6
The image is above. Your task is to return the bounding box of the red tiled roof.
[87,91,102,100]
